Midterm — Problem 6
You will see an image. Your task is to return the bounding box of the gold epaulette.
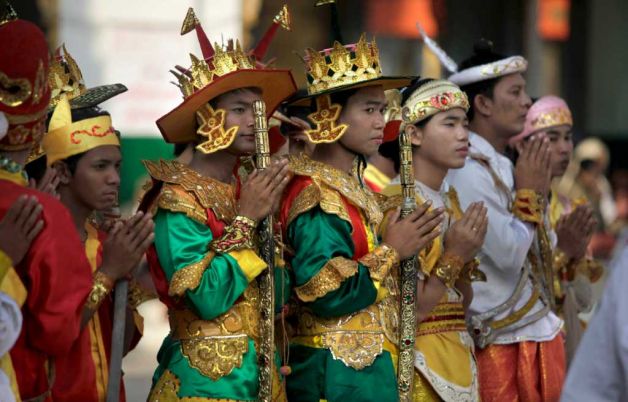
[286,183,322,227]
[288,154,382,227]
[143,160,237,223]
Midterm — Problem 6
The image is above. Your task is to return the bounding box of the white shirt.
[446,132,562,345]
[0,291,21,402]
[560,244,628,401]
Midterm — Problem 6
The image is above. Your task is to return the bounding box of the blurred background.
[13,0,628,399]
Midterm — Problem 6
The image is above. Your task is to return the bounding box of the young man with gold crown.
[278,8,447,399]
[139,6,297,401]
[509,95,603,362]
[441,41,565,401]
[38,45,154,401]
[380,78,488,401]
[0,5,105,401]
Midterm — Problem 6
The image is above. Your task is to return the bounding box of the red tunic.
[52,225,142,402]
[1,177,93,401]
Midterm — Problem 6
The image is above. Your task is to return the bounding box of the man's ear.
[474,93,493,118]
[406,124,423,147]
[51,161,71,185]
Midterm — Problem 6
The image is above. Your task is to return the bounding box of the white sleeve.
[0,292,22,357]
[448,161,534,273]
[560,247,628,401]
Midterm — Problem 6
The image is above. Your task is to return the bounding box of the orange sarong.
[476,335,566,402]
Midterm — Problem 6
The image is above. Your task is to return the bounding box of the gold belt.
[168,304,260,381]
[294,305,391,370]
[169,302,259,340]
[417,302,467,337]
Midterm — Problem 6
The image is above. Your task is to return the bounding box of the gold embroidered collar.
[144,159,237,222]
[289,154,382,225]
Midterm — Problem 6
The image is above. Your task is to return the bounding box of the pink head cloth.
[509,95,573,145]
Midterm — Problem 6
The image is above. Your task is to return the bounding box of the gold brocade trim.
[148,369,252,401]
[84,223,109,401]
[181,335,249,381]
[286,183,321,226]
[319,183,351,224]
[294,257,358,302]
[416,302,467,337]
[158,184,208,225]
[288,154,382,226]
[490,288,541,331]
[513,189,545,224]
[169,252,215,296]
[145,160,237,222]
[295,306,388,370]
[323,332,384,370]
[169,298,260,341]
[210,216,257,253]
[358,244,399,281]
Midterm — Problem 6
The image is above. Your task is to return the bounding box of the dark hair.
[173,143,188,157]
[378,78,436,173]
[24,155,47,183]
[45,106,111,174]
[328,88,359,108]
[457,39,506,122]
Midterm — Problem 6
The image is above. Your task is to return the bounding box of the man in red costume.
[0,8,94,401]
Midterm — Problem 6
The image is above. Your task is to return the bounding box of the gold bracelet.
[358,243,400,281]
[513,189,545,224]
[210,215,258,253]
[85,271,114,310]
[127,279,154,309]
[553,248,570,275]
[460,258,486,283]
[433,253,464,288]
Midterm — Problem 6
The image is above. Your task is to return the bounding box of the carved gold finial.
[181,7,200,35]
[274,4,291,31]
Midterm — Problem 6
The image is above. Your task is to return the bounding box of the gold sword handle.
[397,130,419,401]
[252,100,275,402]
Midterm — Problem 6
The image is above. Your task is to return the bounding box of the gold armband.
[85,271,114,310]
[460,258,486,283]
[434,253,464,288]
[513,189,545,224]
[128,279,155,309]
[573,257,604,283]
[358,243,399,281]
[553,248,572,280]
[210,215,257,253]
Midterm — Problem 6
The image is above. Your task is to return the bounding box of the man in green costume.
[279,33,446,401]
[140,7,297,401]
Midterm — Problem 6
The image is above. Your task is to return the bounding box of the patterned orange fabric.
[476,336,565,402]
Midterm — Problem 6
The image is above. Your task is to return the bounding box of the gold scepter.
[397,128,420,401]
[252,99,276,402]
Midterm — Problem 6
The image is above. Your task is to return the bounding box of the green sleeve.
[287,206,377,318]
[153,209,253,320]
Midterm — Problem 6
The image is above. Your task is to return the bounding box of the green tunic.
[148,210,289,400]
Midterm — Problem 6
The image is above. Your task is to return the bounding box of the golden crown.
[171,6,290,99]
[303,34,382,96]
[48,44,86,107]
[171,41,255,99]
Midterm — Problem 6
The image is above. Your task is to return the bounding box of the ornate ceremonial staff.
[397,129,420,401]
[253,99,276,402]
